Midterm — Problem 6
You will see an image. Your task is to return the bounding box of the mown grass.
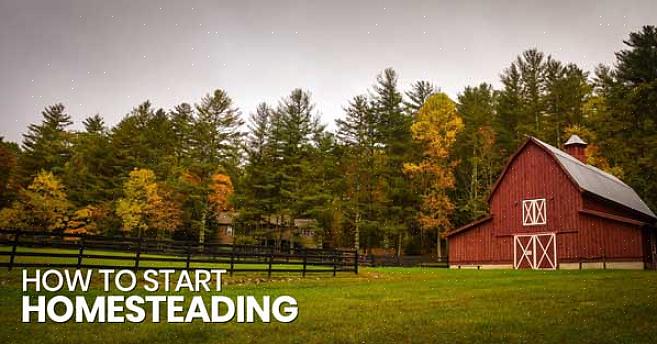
[1,264,656,344]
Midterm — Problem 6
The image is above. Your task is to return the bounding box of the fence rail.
[359,254,448,267]
[0,230,358,277]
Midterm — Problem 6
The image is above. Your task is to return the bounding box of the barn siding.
[448,140,650,268]
[583,195,654,224]
[487,144,582,263]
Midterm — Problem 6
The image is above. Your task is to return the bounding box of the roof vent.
[564,135,588,163]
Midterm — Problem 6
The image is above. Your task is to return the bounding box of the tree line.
[1,26,655,256]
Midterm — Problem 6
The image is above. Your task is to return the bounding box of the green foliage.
[16,104,72,185]
[0,137,20,208]
[588,25,657,211]
[453,84,500,226]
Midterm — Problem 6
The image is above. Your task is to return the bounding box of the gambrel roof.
[532,137,656,220]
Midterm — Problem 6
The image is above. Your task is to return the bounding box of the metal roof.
[564,134,587,145]
[533,137,656,220]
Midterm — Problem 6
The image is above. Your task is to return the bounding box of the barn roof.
[564,134,587,145]
[532,137,656,220]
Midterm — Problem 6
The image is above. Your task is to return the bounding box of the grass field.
[1,264,657,344]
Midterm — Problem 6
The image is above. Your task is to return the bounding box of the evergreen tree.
[454,84,500,226]
[63,114,118,205]
[404,80,437,115]
[336,95,381,250]
[17,104,72,185]
[185,90,244,243]
[0,137,19,209]
[371,68,416,252]
[590,26,657,210]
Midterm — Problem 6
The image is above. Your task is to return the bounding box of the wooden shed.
[447,135,657,270]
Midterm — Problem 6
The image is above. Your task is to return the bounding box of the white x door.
[514,233,557,270]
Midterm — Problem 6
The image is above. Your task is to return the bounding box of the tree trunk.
[354,212,360,251]
[199,208,206,244]
[276,215,281,252]
[436,229,442,258]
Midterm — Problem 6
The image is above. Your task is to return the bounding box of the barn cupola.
[564,135,588,163]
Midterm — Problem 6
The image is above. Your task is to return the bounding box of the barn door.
[514,233,557,270]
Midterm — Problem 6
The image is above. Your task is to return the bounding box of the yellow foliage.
[208,173,234,213]
[404,93,464,233]
[2,170,73,232]
[65,205,100,235]
[116,168,182,237]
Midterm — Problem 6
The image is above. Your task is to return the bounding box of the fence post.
[185,242,192,270]
[354,249,358,274]
[9,232,20,271]
[302,250,307,277]
[77,236,85,269]
[333,251,337,277]
[229,244,235,277]
[134,236,142,271]
[267,247,273,278]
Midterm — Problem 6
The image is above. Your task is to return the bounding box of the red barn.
[447,135,657,270]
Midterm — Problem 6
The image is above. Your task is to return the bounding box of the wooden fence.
[0,230,358,277]
[359,254,448,267]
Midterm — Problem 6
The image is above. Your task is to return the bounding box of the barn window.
[522,198,546,226]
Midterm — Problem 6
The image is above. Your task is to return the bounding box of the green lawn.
[1,266,657,343]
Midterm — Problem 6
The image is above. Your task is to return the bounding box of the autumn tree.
[116,168,181,238]
[404,93,464,258]
[208,173,234,215]
[0,170,72,232]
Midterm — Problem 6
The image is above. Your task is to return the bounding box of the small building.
[214,212,320,248]
[447,135,657,270]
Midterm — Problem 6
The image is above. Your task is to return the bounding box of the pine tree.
[371,68,416,252]
[63,114,118,205]
[186,90,244,243]
[336,95,381,250]
[17,104,72,185]
[454,84,500,226]
[274,89,324,248]
[404,80,437,115]
[590,26,657,210]
[0,137,19,209]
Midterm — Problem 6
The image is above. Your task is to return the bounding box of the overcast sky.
[1,0,655,143]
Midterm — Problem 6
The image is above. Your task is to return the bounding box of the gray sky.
[1,0,655,143]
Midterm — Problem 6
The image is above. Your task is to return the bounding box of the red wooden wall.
[449,141,646,266]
